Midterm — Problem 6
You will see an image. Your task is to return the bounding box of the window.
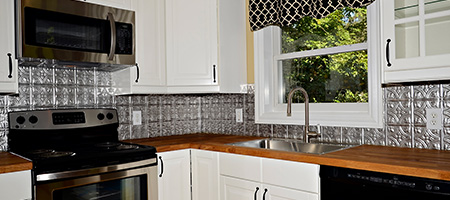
[254,1,383,128]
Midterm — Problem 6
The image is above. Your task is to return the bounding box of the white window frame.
[254,1,383,128]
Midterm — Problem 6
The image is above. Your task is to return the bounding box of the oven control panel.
[8,109,118,130]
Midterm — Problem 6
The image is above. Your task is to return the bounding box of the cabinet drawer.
[262,158,319,193]
[219,153,261,182]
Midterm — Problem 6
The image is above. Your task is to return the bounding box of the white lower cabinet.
[157,150,319,200]
[191,149,219,200]
[157,149,219,200]
[157,150,191,200]
[219,152,320,200]
[0,170,32,200]
[221,176,260,200]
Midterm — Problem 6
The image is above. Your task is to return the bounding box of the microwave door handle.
[107,13,117,61]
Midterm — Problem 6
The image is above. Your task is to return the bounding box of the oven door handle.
[36,158,157,182]
[107,12,116,61]
[159,156,164,177]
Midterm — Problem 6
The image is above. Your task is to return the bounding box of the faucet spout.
[286,87,320,143]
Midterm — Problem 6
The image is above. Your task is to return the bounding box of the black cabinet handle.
[135,63,140,83]
[262,188,268,200]
[7,53,12,79]
[254,187,259,200]
[386,39,392,67]
[158,156,164,177]
[213,65,216,83]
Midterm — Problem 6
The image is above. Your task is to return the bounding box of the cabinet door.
[0,0,18,94]
[219,152,261,182]
[112,0,166,95]
[157,150,191,200]
[382,0,450,83]
[220,176,261,200]
[262,158,319,194]
[77,0,132,10]
[263,184,319,200]
[0,170,32,200]
[191,149,219,200]
[165,0,218,87]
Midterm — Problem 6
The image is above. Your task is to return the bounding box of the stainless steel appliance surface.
[17,0,135,66]
[8,109,157,200]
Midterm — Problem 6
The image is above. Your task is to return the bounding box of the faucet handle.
[316,124,321,135]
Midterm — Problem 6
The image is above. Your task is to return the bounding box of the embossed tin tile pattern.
[3,62,450,151]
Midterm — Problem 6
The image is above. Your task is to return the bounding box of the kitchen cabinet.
[221,176,261,200]
[191,149,219,200]
[0,170,32,200]
[157,149,219,200]
[0,0,18,94]
[382,0,450,83]
[76,0,132,10]
[112,0,247,94]
[219,153,319,200]
[157,150,191,200]
[112,0,166,94]
[165,0,218,92]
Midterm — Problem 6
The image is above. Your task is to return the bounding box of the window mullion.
[274,42,368,61]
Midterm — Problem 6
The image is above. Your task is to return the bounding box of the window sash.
[254,1,383,128]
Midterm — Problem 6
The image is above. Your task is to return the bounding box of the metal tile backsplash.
[1,62,450,151]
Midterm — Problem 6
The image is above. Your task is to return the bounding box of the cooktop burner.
[116,144,139,150]
[38,151,76,158]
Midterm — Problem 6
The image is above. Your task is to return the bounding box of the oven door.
[35,159,157,200]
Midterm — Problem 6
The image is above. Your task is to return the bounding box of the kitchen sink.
[228,138,354,155]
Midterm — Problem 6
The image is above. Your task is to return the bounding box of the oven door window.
[24,7,111,53]
[53,175,147,200]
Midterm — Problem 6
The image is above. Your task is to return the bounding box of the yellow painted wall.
[245,1,254,84]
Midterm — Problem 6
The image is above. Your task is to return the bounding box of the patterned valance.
[249,0,376,31]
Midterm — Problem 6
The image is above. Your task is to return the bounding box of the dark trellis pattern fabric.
[249,0,376,31]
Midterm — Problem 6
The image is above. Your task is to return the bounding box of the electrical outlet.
[132,111,142,125]
[426,108,442,130]
[236,108,243,123]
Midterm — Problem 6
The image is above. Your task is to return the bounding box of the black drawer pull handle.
[213,65,216,83]
[386,39,392,67]
[7,53,12,78]
[262,188,268,200]
[135,63,140,83]
[159,156,164,177]
[254,187,259,200]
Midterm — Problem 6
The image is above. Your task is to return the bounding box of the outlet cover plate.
[132,111,142,125]
[426,108,442,130]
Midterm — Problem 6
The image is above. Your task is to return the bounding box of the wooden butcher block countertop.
[0,152,32,174]
[126,133,450,181]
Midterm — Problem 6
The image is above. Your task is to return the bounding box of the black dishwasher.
[320,165,450,199]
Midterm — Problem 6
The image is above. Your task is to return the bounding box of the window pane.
[281,8,367,54]
[280,50,368,104]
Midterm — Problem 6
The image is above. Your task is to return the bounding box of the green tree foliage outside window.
[281,7,368,104]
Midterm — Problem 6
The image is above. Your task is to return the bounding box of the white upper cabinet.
[112,0,166,95]
[165,0,219,92]
[77,0,132,10]
[382,0,450,83]
[0,0,18,94]
[112,0,248,94]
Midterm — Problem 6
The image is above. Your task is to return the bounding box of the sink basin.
[228,138,354,155]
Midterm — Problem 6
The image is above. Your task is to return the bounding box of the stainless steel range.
[8,109,157,200]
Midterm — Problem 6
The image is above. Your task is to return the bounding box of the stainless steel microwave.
[17,0,135,65]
